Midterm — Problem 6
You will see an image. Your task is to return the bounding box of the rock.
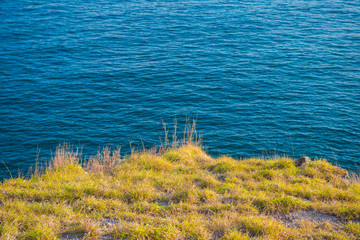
[295,156,311,168]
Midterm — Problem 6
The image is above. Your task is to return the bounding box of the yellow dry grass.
[0,123,359,239]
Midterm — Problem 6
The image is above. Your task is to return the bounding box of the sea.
[1,0,359,179]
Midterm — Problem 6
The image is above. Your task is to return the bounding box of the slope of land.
[0,143,359,239]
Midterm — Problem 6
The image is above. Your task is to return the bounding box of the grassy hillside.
[0,142,359,239]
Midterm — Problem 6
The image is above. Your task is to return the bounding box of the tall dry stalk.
[85,147,121,174]
[49,144,80,169]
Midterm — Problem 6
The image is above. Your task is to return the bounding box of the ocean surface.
[1,0,359,178]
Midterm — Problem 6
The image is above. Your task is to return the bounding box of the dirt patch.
[152,200,170,207]
[198,208,216,216]
[99,217,122,228]
[216,174,227,182]
[59,233,85,239]
[59,218,122,239]
[99,236,114,240]
[59,233,114,240]
[221,197,235,204]
[273,210,344,229]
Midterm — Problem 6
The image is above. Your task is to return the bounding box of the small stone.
[295,156,311,168]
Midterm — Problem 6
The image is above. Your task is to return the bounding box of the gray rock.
[295,156,311,168]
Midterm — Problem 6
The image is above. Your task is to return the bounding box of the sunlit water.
[1,0,359,178]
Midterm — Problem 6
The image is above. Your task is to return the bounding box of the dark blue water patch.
[1,0,360,179]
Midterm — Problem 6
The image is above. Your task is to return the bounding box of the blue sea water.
[1,0,359,178]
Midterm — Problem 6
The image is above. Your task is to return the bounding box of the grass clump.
[0,124,359,239]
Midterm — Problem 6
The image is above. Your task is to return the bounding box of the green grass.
[0,141,359,239]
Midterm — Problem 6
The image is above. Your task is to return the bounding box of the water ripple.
[0,0,359,178]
